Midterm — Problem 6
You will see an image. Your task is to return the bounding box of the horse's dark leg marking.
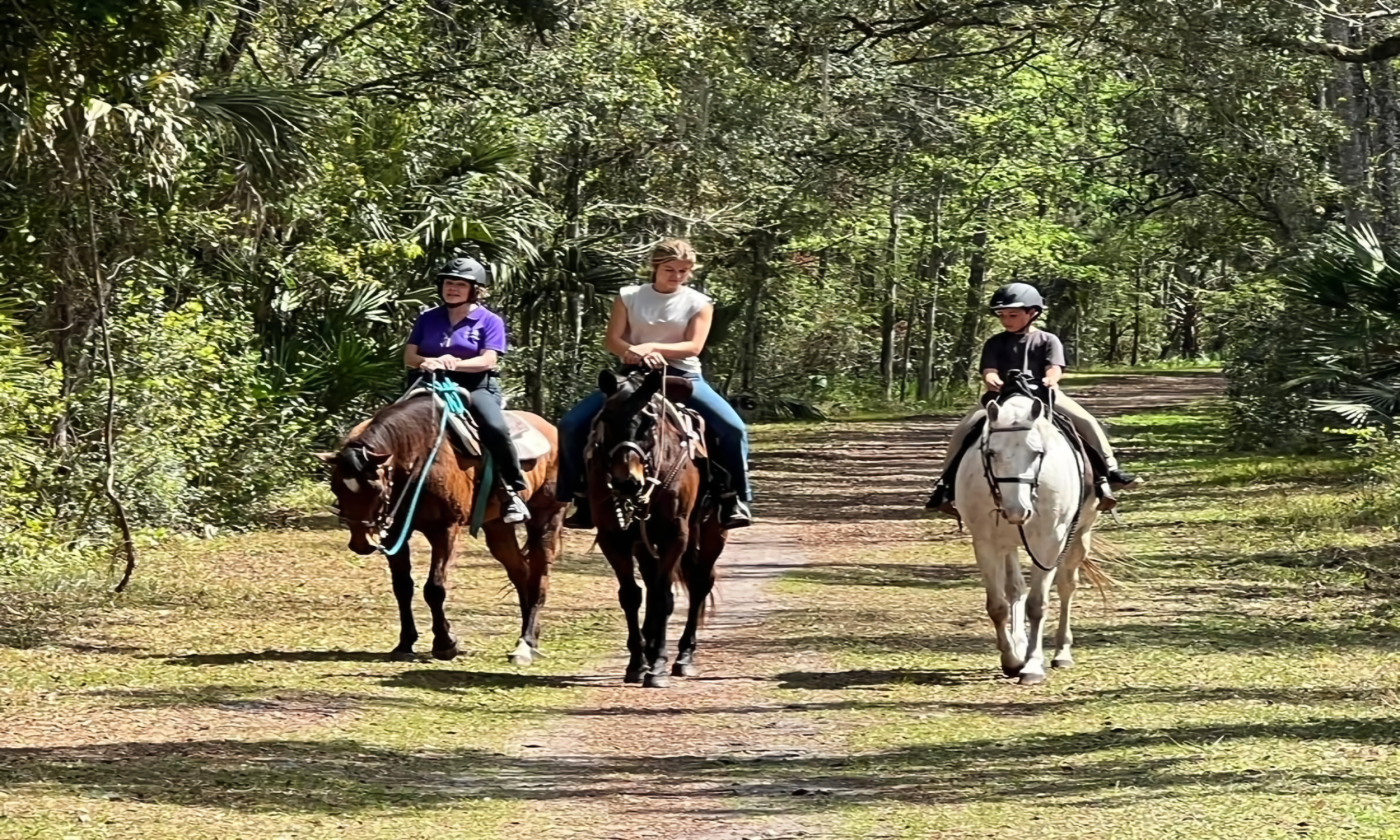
[601,530,645,683]
[674,516,724,678]
[386,546,419,661]
[422,524,461,661]
[641,520,686,688]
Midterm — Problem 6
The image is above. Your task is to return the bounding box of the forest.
[5,0,1400,573]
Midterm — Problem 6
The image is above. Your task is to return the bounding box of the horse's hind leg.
[386,547,419,661]
[1018,563,1055,686]
[1053,528,1091,670]
[422,525,461,661]
[484,519,549,666]
[674,519,724,678]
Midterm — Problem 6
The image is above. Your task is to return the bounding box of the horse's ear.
[986,402,1000,423]
[315,452,337,464]
[599,370,622,395]
[1029,400,1043,421]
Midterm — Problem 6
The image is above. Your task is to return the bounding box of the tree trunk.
[879,185,901,400]
[738,228,774,394]
[1328,13,1371,226]
[1130,269,1143,367]
[949,215,990,385]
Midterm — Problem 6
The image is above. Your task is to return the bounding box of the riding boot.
[502,490,531,524]
[563,498,594,530]
[720,494,752,529]
[924,478,958,517]
[1095,479,1118,512]
[1107,467,1142,490]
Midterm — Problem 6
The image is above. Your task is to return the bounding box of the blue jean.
[558,372,752,503]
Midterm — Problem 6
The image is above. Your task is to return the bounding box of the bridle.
[979,394,1080,573]
[592,393,689,547]
[332,447,417,551]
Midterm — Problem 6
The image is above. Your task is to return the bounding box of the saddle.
[396,382,552,462]
[967,373,1107,486]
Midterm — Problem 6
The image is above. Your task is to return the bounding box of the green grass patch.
[0,530,622,839]
[759,393,1400,839]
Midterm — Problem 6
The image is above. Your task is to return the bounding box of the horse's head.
[319,444,395,555]
[982,393,1051,525]
[593,368,666,500]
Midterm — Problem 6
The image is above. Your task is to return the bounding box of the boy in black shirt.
[926,283,1140,515]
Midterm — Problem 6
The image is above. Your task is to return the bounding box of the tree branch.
[299,0,408,80]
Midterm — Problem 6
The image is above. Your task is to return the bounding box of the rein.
[979,392,1087,573]
[597,392,690,555]
[350,374,491,556]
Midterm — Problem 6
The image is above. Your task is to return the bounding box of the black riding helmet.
[437,256,490,287]
[988,282,1045,312]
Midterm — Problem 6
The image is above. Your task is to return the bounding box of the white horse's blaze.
[954,393,1098,685]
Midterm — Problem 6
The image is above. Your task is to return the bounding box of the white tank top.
[619,284,712,374]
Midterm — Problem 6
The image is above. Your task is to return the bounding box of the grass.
[756,394,1400,839]
[0,529,623,839]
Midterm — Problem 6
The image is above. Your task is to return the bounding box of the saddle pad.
[505,411,552,461]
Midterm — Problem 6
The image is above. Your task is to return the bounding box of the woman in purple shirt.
[405,257,531,524]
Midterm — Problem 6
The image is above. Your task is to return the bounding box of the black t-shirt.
[979,329,1067,383]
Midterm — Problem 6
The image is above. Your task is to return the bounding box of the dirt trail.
[514,374,1221,840]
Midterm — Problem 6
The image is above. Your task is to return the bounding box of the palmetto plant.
[1282,225,1400,428]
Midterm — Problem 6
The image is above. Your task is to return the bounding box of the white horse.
[954,387,1104,685]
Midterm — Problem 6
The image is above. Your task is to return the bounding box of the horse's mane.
[346,397,441,461]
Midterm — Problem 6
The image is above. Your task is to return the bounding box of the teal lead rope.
[377,374,493,553]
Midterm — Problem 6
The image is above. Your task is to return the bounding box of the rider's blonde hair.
[650,238,698,269]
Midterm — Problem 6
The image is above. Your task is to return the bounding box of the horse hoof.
[507,641,535,667]
[432,642,461,661]
[1018,671,1047,686]
[671,661,698,677]
[624,668,645,684]
[1051,657,1074,670]
[643,673,671,689]
[1001,664,1023,678]
[388,649,417,662]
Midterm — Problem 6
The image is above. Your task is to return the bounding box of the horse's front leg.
[599,530,645,683]
[974,541,1021,676]
[641,520,686,688]
[422,524,461,660]
[386,546,419,661]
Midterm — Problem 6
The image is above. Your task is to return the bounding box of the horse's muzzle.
[347,530,380,556]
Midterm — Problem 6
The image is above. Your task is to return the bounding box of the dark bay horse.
[587,368,728,688]
[320,396,564,665]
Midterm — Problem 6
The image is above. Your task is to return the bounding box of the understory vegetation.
[1,2,1399,585]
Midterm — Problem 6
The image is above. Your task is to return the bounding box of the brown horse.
[587,368,728,688]
[321,395,564,665]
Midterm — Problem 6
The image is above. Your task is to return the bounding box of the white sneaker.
[503,492,531,524]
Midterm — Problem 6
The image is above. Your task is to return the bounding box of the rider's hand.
[983,371,1004,392]
[627,344,666,369]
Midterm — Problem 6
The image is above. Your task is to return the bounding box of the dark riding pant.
[447,372,528,493]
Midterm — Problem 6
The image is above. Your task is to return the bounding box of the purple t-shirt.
[407,305,508,359]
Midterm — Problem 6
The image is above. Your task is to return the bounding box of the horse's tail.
[1077,533,1126,601]
[673,553,718,628]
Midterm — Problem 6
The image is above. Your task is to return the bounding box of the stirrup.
[562,500,594,530]
[720,496,752,530]
[502,492,531,524]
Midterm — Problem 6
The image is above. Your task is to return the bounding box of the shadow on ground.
[0,715,1393,815]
